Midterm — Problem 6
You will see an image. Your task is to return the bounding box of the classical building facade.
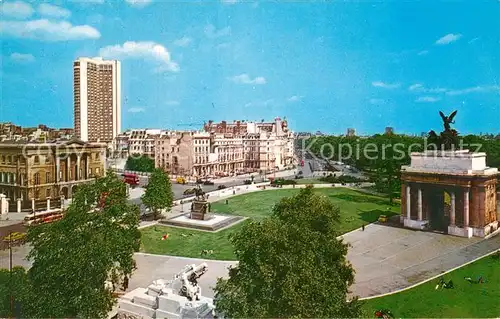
[74,57,121,143]
[153,118,295,177]
[401,150,498,238]
[0,140,106,202]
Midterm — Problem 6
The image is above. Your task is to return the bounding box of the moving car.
[176,177,186,184]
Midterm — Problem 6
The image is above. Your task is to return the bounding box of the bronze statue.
[427,110,459,150]
[439,110,457,132]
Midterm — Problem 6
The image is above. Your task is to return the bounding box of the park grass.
[140,188,400,260]
[362,252,500,318]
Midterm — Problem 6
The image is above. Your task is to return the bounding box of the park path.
[129,224,500,299]
[2,225,498,299]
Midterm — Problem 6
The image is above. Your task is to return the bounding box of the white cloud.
[468,37,479,44]
[435,33,462,45]
[99,41,179,72]
[229,73,266,85]
[369,98,385,105]
[125,0,152,7]
[128,107,145,113]
[417,50,429,56]
[205,24,231,38]
[0,19,100,41]
[165,100,180,106]
[173,36,192,47]
[0,1,34,19]
[287,95,303,102]
[221,0,238,4]
[372,81,400,89]
[409,83,447,93]
[409,83,423,91]
[446,86,500,96]
[38,3,71,19]
[10,52,35,63]
[416,96,441,103]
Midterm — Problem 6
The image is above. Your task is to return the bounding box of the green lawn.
[362,253,500,318]
[140,188,400,260]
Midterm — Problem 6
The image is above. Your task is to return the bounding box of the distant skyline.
[1,0,499,135]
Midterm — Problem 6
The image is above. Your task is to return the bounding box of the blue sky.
[1,0,499,135]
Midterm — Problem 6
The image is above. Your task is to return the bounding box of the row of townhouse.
[154,118,295,177]
[113,129,161,159]
[112,118,295,177]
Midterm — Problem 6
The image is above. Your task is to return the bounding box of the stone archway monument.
[400,110,498,238]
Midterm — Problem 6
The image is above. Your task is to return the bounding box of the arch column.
[406,184,411,219]
[450,191,456,226]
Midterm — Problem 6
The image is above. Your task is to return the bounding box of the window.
[96,168,100,176]
[46,188,51,198]
[46,172,51,183]
[34,156,40,164]
[34,172,40,185]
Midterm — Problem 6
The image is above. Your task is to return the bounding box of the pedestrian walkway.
[129,225,500,300]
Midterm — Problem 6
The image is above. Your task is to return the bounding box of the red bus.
[122,173,140,187]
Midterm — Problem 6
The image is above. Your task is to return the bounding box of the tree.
[214,187,361,318]
[0,267,33,318]
[125,155,155,172]
[141,168,174,220]
[25,171,141,318]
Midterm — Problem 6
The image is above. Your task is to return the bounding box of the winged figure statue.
[439,110,457,132]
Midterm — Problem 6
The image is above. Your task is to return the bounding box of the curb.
[134,252,238,264]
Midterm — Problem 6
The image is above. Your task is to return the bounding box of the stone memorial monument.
[116,263,220,319]
[400,110,498,238]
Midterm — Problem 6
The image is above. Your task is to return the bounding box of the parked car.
[176,177,186,184]
[183,188,196,196]
[203,180,215,186]
[218,185,227,190]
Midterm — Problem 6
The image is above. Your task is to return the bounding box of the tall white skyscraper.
[73,57,121,143]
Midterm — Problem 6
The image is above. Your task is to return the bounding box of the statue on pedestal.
[428,110,459,150]
[190,185,209,220]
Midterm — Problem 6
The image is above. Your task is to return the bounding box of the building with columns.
[401,150,498,238]
[0,139,106,202]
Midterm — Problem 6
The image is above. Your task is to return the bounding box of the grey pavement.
[129,224,500,299]
[2,224,499,299]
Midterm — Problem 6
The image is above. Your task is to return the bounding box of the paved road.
[128,169,298,212]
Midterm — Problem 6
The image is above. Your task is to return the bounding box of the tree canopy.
[214,187,361,318]
[125,155,155,172]
[141,168,174,219]
[23,171,141,318]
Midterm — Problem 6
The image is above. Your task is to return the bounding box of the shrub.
[319,174,365,184]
